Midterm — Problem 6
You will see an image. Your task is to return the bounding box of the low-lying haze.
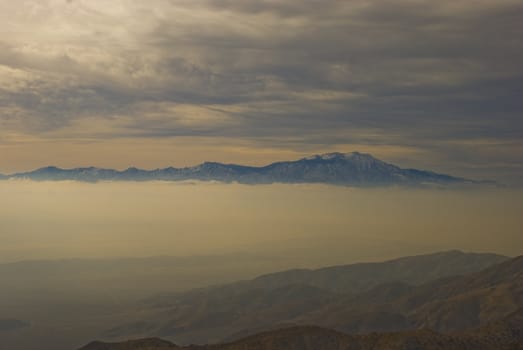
[1,181,521,265]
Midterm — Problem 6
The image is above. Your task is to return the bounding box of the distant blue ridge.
[3,151,490,187]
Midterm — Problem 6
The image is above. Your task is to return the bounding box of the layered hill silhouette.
[104,251,511,344]
[81,254,523,349]
[294,254,523,334]
[2,152,483,186]
[80,308,523,350]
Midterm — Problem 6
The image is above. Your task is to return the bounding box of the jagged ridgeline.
[1,152,489,186]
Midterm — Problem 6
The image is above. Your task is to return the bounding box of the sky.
[0,0,522,184]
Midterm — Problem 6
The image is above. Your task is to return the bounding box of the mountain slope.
[245,250,507,293]
[107,251,507,344]
[81,311,523,350]
[6,152,479,186]
[290,255,523,335]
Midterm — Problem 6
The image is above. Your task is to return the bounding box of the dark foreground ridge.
[79,309,523,350]
[3,152,488,186]
[79,338,178,350]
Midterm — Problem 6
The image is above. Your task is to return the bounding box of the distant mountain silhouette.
[106,251,508,344]
[4,152,486,186]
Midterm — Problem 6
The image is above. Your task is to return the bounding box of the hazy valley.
[0,248,521,350]
[1,180,523,349]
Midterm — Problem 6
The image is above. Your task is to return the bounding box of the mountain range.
[80,317,523,350]
[103,250,511,345]
[0,152,484,186]
[80,252,523,350]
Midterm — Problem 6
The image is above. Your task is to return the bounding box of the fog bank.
[1,181,521,266]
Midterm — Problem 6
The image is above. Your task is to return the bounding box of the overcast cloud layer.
[0,0,522,183]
